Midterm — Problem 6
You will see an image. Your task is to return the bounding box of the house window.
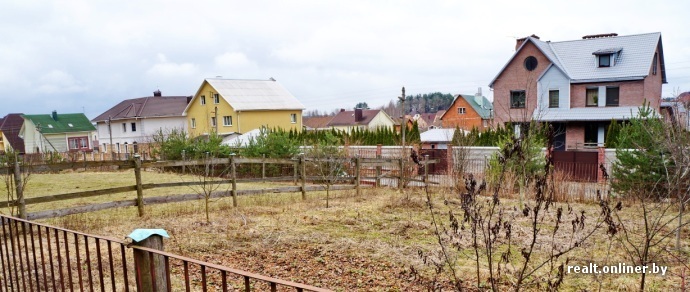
[211,117,217,127]
[524,56,538,71]
[510,90,526,108]
[606,87,619,107]
[191,118,196,129]
[68,137,89,151]
[124,142,128,153]
[652,53,658,75]
[290,113,297,123]
[586,88,598,107]
[549,90,559,108]
[131,123,136,132]
[133,142,139,153]
[116,143,120,153]
[200,95,206,105]
[122,123,127,132]
[223,116,232,126]
[482,120,488,128]
[213,94,220,104]
[457,107,466,114]
[102,143,107,153]
[599,54,611,67]
[584,123,599,147]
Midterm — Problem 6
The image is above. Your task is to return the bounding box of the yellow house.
[183,78,304,136]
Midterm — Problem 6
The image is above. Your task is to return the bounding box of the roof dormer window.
[598,54,611,67]
[593,47,622,68]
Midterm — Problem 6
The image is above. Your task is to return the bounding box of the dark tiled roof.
[0,113,25,153]
[327,110,382,126]
[92,95,191,122]
[303,116,333,129]
[23,113,95,134]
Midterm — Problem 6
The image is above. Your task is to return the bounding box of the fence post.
[134,155,145,217]
[181,150,186,175]
[355,157,361,196]
[230,155,237,207]
[375,144,382,188]
[261,154,266,182]
[130,230,169,292]
[13,157,26,219]
[300,155,306,200]
[398,157,404,191]
[424,155,429,184]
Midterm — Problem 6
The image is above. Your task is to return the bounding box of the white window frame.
[211,117,217,127]
[223,116,232,126]
[213,93,220,104]
[457,107,466,114]
[191,118,196,129]
[122,123,127,133]
[290,113,297,123]
[200,95,206,105]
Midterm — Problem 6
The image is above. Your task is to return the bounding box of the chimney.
[186,96,192,104]
[474,87,483,107]
[153,89,162,97]
[340,108,345,113]
[515,34,540,50]
[355,108,363,122]
[51,110,58,121]
[582,33,618,40]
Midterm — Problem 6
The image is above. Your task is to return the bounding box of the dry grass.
[8,170,690,291]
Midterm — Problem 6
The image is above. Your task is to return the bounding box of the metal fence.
[0,214,330,291]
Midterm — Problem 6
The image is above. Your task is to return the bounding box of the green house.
[19,111,97,153]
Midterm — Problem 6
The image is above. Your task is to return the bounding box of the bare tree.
[305,133,348,208]
[183,152,231,223]
[1,151,32,218]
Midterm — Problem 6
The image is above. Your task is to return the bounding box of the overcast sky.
[2,0,689,119]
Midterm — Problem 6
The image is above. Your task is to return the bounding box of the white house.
[91,90,191,154]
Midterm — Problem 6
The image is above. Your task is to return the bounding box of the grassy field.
[9,170,690,291]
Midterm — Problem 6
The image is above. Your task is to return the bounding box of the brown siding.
[493,41,551,125]
[441,97,488,130]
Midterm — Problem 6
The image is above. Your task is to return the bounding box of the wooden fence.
[1,156,437,220]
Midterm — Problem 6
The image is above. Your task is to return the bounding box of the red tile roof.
[303,116,333,129]
[92,95,191,122]
[327,109,382,126]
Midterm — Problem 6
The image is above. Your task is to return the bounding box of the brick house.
[440,88,493,131]
[489,32,666,150]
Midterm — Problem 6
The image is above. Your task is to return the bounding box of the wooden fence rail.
[3,156,437,220]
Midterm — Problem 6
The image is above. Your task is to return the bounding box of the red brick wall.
[571,81,646,108]
[565,123,584,150]
[643,46,664,110]
[441,97,487,130]
[493,41,551,125]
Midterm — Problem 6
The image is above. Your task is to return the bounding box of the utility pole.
[398,87,406,190]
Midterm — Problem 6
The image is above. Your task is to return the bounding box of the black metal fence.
[0,214,331,291]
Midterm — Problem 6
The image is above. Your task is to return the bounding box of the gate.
[552,151,598,182]
[419,149,448,175]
